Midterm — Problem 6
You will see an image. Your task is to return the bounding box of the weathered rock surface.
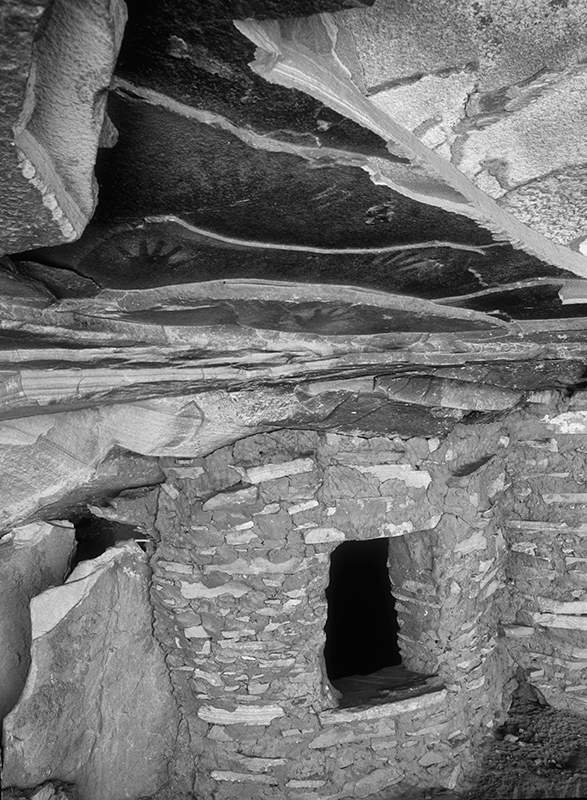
[0,0,126,254]
[0,521,75,723]
[328,0,587,251]
[2,542,178,800]
[235,12,587,278]
[1,264,586,422]
[0,389,337,529]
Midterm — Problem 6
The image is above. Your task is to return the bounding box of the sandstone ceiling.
[3,0,587,527]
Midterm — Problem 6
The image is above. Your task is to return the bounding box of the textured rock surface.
[1,261,587,426]
[27,5,587,321]
[340,0,587,250]
[236,11,587,278]
[0,0,126,253]
[342,0,587,94]
[4,2,587,798]
[2,542,179,800]
[0,521,75,723]
[499,394,587,717]
[0,391,312,529]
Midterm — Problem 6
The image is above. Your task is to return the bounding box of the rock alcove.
[4,1,587,799]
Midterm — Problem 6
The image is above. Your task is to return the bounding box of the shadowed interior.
[72,517,145,568]
[324,537,400,681]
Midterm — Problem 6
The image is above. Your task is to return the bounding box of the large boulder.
[2,542,179,800]
[0,521,75,723]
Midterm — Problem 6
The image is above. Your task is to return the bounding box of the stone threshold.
[330,665,442,709]
[319,687,448,724]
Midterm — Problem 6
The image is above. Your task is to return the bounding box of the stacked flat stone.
[501,398,587,715]
[151,425,513,798]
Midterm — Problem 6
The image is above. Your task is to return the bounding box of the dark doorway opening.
[71,515,146,570]
[324,537,400,681]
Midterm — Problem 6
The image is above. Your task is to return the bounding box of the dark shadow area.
[324,537,400,681]
[457,678,587,799]
[72,516,146,569]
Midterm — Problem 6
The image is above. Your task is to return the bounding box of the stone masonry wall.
[500,395,587,716]
[150,424,515,799]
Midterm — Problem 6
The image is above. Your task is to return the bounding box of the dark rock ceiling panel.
[3,0,587,442]
[10,0,587,326]
[95,89,490,249]
[17,88,586,319]
[114,0,383,148]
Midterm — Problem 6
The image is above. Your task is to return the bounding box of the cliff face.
[0,0,127,252]
[3,2,587,799]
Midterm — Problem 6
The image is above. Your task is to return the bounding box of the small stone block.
[240,458,315,484]
[180,580,249,599]
[184,625,210,639]
[211,771,278,784]
[304,527,346,544]
[198,704,285,725]
[287,779,326,788]
[208,725,232,741]
[202,486,258,511]
[533,613,587,630]
[418,751,445,767]
[353,766,404,795]
[288,499,319,515]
